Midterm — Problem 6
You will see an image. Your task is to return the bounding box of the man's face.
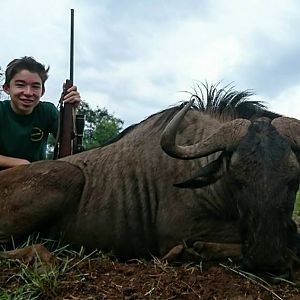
[3,69,44,115]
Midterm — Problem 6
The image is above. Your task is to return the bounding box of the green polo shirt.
[0,100,58,162]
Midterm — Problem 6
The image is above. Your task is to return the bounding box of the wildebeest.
[0,84,300,277]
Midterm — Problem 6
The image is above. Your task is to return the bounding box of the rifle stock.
[57,80,74,158]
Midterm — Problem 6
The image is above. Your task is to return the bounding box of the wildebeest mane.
[154,83,281,129]
[188,83,281,120]
[102,83,281,146]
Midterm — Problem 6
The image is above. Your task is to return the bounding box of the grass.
[0,262,60,299]
[294,191,300,217]
[0,237,114,299]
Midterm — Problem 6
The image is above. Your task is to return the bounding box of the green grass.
[294,191,300,217]
[0,263,60,299]
[0,237,114,299]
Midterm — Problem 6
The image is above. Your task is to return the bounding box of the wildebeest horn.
[271,117,300,150]
[160,99,251,159]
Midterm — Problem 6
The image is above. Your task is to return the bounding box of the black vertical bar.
[70,8,74,83]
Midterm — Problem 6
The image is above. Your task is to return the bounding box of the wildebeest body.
[60,109,242,258]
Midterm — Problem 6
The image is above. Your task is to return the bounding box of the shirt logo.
[31,127,44,142]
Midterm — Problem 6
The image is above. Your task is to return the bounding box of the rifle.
[53,9,85,159]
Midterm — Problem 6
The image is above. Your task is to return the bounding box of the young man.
[0,56,81,169]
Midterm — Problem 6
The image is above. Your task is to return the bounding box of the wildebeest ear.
[174,152,227,189]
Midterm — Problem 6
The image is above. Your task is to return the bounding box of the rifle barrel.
[70,8,74,83]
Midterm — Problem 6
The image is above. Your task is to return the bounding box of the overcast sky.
[1,0,300,127]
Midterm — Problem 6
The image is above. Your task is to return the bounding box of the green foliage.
[47,100,123,158]
[77,100,123,150]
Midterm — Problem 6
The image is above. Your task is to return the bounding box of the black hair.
[4,56,50,88]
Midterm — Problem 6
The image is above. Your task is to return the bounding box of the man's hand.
[63,85,81,108]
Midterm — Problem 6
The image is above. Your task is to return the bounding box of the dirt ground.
[1,256,300,300]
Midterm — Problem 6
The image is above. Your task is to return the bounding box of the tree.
[77,100,124,149]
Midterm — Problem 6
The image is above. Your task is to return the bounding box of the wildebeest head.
[160,98,300,276]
